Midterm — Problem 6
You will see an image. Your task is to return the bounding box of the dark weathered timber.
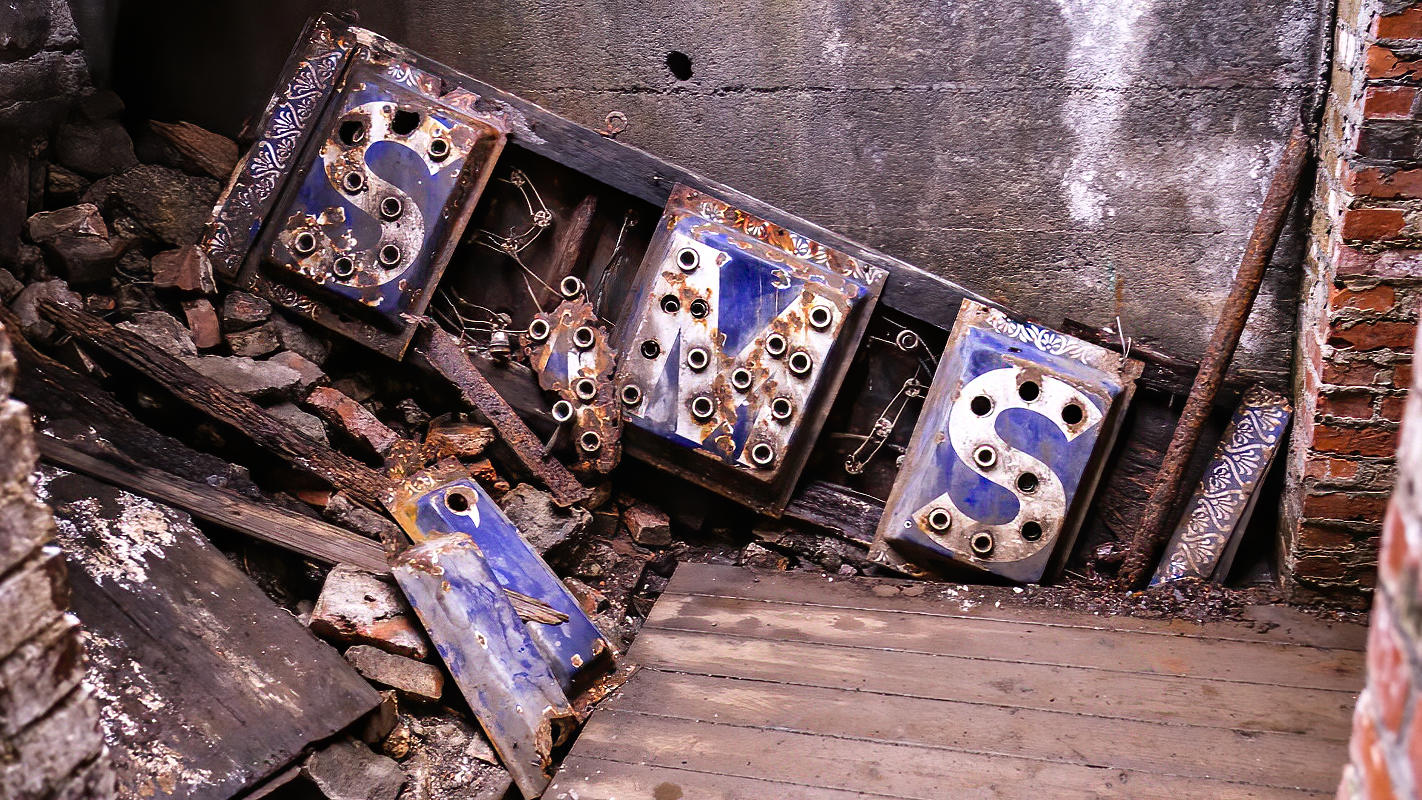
[0,304,266,498]
[410,322,591,507]
[419,62,998,332]
[1059,318,1283,402]
[547,194,599,282]
[1117,123,1311,589]
[550,564,1362,799]
[782,480,883,547]
[37,436,390,572]
[38,300,390,507]
[41,467,379,800]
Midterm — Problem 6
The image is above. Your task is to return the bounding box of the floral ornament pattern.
[1152,385,1292,585]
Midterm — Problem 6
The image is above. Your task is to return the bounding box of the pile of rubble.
[12,90,793,799]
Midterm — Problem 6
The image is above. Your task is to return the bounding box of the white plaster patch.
[822,26,849,66]
[38,466,183,590]
[1053,0,1157,225]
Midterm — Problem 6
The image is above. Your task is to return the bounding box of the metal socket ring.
[294,231,318,255]
[927,508,952,532]
[690,395,715,421]
[970,532,995,556]
[770,396,794,422]
[342,171,365,193]
[380,196,403,220]
[788,350,813,377]
[973,445,997,469]
[749,442,776,467]
[731,368,753,391]
[574,378,598,402]
[579,430,602,453]
[332,256,355,279]
[527,318,551,342]
[551,400,574,423]
[428,137,450,161]
[765,333,787,357]
[573,326,596,350]
[560,276,585,298]
[676,247,699,271]
[620,384,643,406]
[687,346,710,371]
[808,304,834,330]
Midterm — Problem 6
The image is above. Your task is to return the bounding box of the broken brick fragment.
[303,386,400,457]
[150,245,215,293]
[310,564,430,660]
[343,645,444,704]
[622,501,672,546]
[221,291,272,331]
[269,350,327,394]
[180,298,222,349]
[225,321,281,358]
[147,120,240,181]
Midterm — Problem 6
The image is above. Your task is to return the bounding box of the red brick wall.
[1338,300,1422,798]
[1286,0,1422,604]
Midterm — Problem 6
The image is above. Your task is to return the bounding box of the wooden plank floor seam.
[640,620,1363,693]
[660,589,1365,652]
[552,565,1364,799]
[603,706,1333,794]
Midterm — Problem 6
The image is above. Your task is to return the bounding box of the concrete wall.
[109,0,1329,373]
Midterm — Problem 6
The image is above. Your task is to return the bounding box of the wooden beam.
[38,436,390,573]
[38,300,391,507]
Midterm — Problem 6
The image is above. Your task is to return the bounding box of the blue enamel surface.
[890,325,1120,537]
[281,75,468,320]
[411,479,604,691]
[629,216,872,464]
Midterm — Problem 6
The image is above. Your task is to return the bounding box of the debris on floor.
[4,12,1361,800]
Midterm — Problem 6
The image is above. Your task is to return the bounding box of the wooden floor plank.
[549,754,887,800]
[665,565,1366,651]
[644,592,1364,691]
[611,669,1348,792]
[627,628,1357,739]
[554,565,1361,797]
[573,709,1327,800]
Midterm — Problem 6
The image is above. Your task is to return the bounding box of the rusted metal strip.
[410,322,591,507]
[1115,122,1311,590]
[38,300,391,507]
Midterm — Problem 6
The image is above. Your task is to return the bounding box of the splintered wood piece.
[38,467,380,800]
[411,323,590,507]
[37,437,389,572]
[38,300,390,507]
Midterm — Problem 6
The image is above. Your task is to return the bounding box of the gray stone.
[25,204,113,287]
[0,269,22,303]
[264,402,327,445]
[323,492,401,542]
[270,312,332,365]
[498,483,590,557]
[310,564,430,660]
[180,355,301,401]
[302,738,405,800]
[343,645,444,704]
[221,291,272,331]
[10,279,80,343]
[53,120,137,177]
[359,690,399,746]
[117,310,197,358]
[225,321,281,358]
[268,350,326,394]
[83,164,218,246]
[0,1,51,58]
[43,164,88,206]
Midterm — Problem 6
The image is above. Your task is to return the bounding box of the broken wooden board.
[549,563,1364,799]
[35,466,380,800]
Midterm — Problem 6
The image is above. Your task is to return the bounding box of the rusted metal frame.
[1115,122,1311,590]
[38,300,391,507]
[410,322,591,507]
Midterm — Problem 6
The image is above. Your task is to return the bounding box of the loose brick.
[1294,554,1347,580]
[343,644,444,704]
[1303,491,1392,522]
[1366,43,1422,81]
[1368,599,1409,732]
[1318,388,1378,420]
[1341,207,1407,241]
[622,501,672,547]
[1382,393,1409,421]
[1364,86,1418,120]
[1306,456,1363,485]
[1330,320,1419,351]
[1377,6,1422,39]
[302,386,400,457]
[181,298,222,349]
[1346,165,1422,200]
[1324,357,1389,386]
[1296,521,1357,550]
[1312,423,1399,457]
[1333,285,1399,313]
[310,565,430,660]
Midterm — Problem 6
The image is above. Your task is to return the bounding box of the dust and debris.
[82,628,218,796]
[37,466,184,589]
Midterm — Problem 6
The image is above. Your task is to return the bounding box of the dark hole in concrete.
[665,51,693,81]
[391,109,421,135]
